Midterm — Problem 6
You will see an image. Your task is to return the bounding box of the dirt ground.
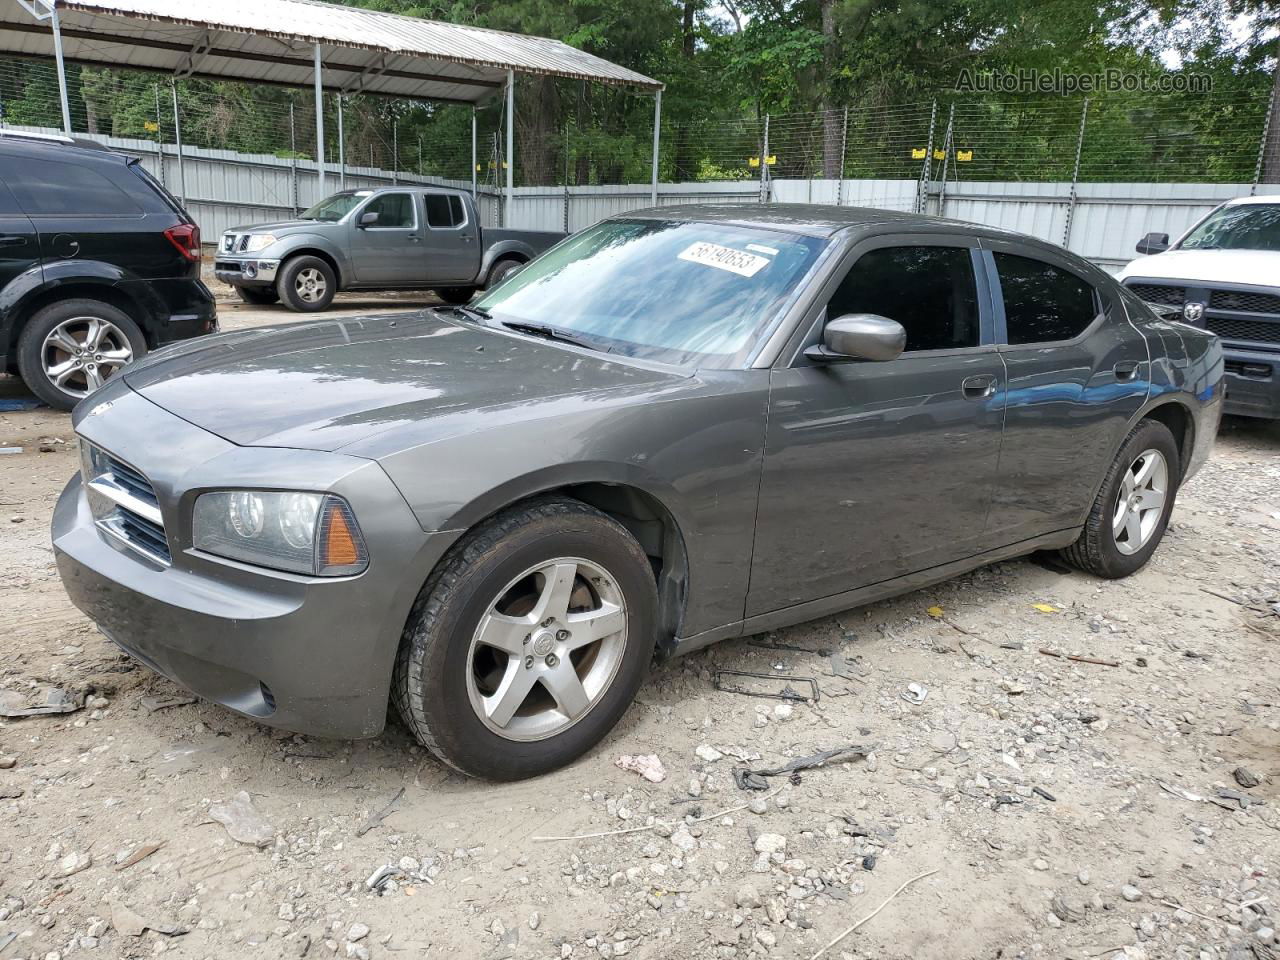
[1,291,1279,960]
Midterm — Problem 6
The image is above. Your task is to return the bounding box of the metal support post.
[505,70,515,227]
[170,80,186,205]
[937,103,955,219]
[1253,86,1277,195]
[916,99,937,214]
[313,45,325,197]
[835,105,848,206]
[337,96,346,189]
[1062,98,1090,248]
[759,114,770,203]
[651,89,662,206]
[471,107,478,198]
[49,4,73,133]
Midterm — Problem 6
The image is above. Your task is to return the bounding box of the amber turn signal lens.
[321,501,361,568]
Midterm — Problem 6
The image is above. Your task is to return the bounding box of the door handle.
[0,235,27,247]
[962,375,997,400]
[1113,360,1140,381]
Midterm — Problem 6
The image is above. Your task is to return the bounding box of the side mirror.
[806,314,907,363]
[358,211,379,228]
[1135,232,1169,255]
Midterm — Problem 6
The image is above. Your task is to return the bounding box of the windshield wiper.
[501,320,608,352]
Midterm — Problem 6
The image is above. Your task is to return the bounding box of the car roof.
[0,130,129,165]
[1223,194,1280,206]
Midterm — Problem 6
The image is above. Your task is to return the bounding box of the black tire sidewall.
[407,511,656,780]
[16,299,147,411]
[486,259,521,288]
[235,285,279,305]
[434,287,477,305]
[1093,420,1180,577]
[277,256,336,311]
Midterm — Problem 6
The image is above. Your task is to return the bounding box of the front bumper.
[51,385,447,739]
[1222,345,1280,419]
[214,257,280,288]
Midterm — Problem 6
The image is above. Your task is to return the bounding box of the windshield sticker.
[678,241,771,277]
[746,243,780,256]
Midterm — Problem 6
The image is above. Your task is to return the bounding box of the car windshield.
[471,219,828,368]
[1179,203,1280,252]
[300,191,372,222]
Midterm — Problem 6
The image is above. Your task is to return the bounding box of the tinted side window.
[449,195,465,224]
[1,158,142,216]
[424,193,457,227]
[827,245,979,351]
[994,253,1098,344]
[364,193,414,228]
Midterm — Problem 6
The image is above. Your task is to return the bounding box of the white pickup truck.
[1118,195,1280,420]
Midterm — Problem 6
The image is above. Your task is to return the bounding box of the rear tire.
[1059,418,1180,578]
[16,299,147,411]
[434,287,477,305]
[392,496,656,780]
[235,285,279,305]
[277,256,336,312]
[485,257,524,289]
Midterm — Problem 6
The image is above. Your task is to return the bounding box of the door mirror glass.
[358,211,379,228]
[1135,232,1169,255]
[815,314,907,362]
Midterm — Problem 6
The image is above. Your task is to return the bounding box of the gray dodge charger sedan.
[52,205,1224,780]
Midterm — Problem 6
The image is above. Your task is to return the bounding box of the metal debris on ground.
[732,743,875,791]
[366,864,402,892]
[0,447,21,455]
[1032,786,1057,802]
[0,686,85,718]
[208,791,275,847]
[713,670,819,703]
[1037,648,1120,668]
[355,786,405,837]
[901,682,928,705]
[827,653,866,681]
[140,694,197,713]
[116,842,165,871]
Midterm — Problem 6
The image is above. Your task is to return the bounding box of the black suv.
[0,131,217,410]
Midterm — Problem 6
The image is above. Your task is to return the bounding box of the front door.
[747,239,1007,617]
[0,178,40,293]
[350,192,423,284]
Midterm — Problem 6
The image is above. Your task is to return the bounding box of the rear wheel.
[235,285,279,305]
[485,257,524,289]
[1060,418,1180,578]
[392,497,656,780]
[16,299,146,410]
[277,255,336,312]
[434,287,477,305]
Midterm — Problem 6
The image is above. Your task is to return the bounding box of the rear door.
[349,191,423,284]
[0,176,40,294]
[422,192,480,283]
[982,243,1150,543]
[746,236,1007,616]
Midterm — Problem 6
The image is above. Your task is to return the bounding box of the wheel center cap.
[531,630,556,657]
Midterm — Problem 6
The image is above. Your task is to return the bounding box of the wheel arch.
[5,277,153,369]
[480,248,530,286]
[419,473,692,656]
[280,247,344,288]
[1133,396,1194,479]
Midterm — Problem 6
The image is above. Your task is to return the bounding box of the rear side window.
[424,193,463,228]
[364,192,415,228]
[0,158,142,217]
[995,253,1099,344]
[827,245,980,351]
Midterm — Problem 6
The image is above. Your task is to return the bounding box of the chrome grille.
[1206,317,1280,345]
[1210,289,1280,315]
[1128,283,1185,306]
[81,443,171,564]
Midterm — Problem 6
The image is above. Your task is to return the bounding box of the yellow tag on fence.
[911,147,926,160]
[957,149,973,162]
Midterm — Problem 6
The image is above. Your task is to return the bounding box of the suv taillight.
[164,223,201,262]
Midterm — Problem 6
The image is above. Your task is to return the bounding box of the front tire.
[235,285,280,305]
[276,256,336,312]
[1060,418,1180,578]
[16,299,147,410]
[392,497,657,781]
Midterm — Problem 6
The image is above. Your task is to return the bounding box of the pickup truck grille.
[1210,290,1280,314]
[1206,317,1280,345]
[81,443,171,565]
[1126,279,1280,349]
[1128,283,1185,306]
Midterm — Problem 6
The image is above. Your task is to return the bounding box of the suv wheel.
[1060,418,1180,578]
[235,285,280,306]
[392,497,656,780]
[277,256,336,312]
[16,299,146,410]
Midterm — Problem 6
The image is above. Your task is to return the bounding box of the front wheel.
[392,497,656,780]
[276,256,336,312]
[16,299,147,410]
[1060,418,1180,578]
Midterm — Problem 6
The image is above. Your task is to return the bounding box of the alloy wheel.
[1112,448,1168,555]
[465,557,628,742]
[295,267,328,303]
[40,316,134,398]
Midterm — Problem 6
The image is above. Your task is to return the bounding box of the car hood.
[124,313,686,452]
[225,220,321,235]
[1119,249,1280,288]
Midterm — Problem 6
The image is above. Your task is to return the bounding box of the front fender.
[269,234,350,280]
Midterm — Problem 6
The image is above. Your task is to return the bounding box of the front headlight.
[193,491,368,576]
[244,234,278,252]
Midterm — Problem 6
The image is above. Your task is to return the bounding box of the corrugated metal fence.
[12,127,1278,273]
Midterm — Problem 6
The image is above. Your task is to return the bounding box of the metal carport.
[2,0,665,206]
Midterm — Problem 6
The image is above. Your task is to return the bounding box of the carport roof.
[0,0,663,103]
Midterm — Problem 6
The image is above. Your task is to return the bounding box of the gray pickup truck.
[213,186,563,311]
